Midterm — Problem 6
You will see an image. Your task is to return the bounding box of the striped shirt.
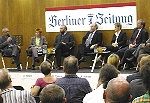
[1,88,36,103]
[132,93,150,103]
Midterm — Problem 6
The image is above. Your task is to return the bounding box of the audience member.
[53,25,75,70]
[83,64,118,103]
[105,22,127,52]
[107,54,120,73]
[31,61,57,96]
[0,28,21,70]
[117,19,148,70]
[55,56,92,103]
[76,22,103,64]
[129,56,150,100]
[103,77,132,103]
[29,28,47,70]
[39,84,66,103]
[126,54,149,83]
[0,68,36,103]
[132,62,150,102]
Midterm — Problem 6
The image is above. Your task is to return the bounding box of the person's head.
[114,22,122,32]
[39,84,66,103]
[60,25,67,34]
[141,62,150,94]
[0,69,12,90]
[90,22,98,32]
[137,54,149,64]
[137,19,145,29]
[63,56,78,74]
[2,28,9,36]
[103,77,131,103]
[40,61,52,75]
[139,55,150,73]
[97,64,118,89]
[107,54,120,69]
[35,28,42,37]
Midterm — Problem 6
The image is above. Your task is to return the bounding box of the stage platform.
[6,67,136,91]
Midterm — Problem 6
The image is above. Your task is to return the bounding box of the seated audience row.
[1,55,150,103]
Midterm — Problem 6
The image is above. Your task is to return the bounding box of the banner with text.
[45,2,136,32]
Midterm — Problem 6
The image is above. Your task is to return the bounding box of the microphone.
[7,34,10,37]
[7,34,13,47]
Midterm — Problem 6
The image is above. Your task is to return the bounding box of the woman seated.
[105,22,127,52]
[29,28,47,70]
[107,54,121,73]
[31,61,57,96]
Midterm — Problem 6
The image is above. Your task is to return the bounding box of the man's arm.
[0,36,9,49]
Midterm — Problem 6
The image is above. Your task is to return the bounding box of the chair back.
[13,86,24,90]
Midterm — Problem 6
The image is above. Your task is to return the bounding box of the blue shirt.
[55,74,92,103]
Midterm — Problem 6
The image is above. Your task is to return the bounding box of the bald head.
[104,77,131,103]
[63,56,78,74]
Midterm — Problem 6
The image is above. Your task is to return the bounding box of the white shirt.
[83,84,105,103]
[114,30,121,43]
[1,88,36,103]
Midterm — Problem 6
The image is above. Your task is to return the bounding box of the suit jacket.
[129,28,148,47]
[82,30,103,47]
[126,72,141,83]
[54,33,75,48]
[111,30,127,48]
[130,79,146,100]
[30,36,47,47]
[0,35,17,50]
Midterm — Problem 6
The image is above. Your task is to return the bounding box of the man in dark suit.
[0,28,21,70]
[117,19,148,70]
[29,28,47,70]
[127,38,150,62]
[76,23,103,64]
[106,22,127,52]
[54,25,75,70]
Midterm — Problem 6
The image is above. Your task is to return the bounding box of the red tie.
[132,30,140,45]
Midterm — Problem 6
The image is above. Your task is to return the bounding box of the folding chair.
[26,45,47,69]
[0,49,22,70]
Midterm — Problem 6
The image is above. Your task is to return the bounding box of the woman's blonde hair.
[107,54,120,69]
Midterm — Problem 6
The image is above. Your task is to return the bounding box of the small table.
[46,48,56,69]
[88,51,110,73]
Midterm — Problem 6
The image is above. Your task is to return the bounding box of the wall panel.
[0,0,150,68]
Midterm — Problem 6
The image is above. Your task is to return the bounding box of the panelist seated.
[105,22,127,52]
[53,25,75,70]
[0,28,21,71]
[29,28,47,70]
[76,22,103,64]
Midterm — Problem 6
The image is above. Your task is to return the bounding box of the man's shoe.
[56,67,63,70]
[35,58,40,63]
[126,57,136,62]
[79,57,86,62]
[17,65,21,71]
[31,66,35,70]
